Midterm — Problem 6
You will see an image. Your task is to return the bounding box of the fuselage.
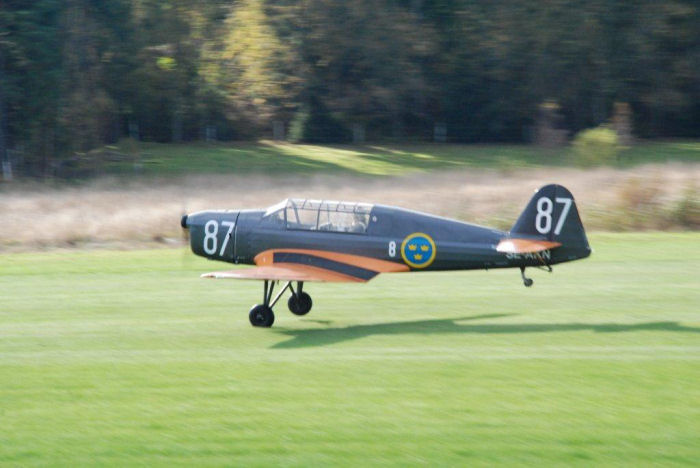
[183,189,591,328]
[183,199,589,272]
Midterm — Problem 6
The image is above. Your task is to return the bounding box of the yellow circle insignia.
[401,232,437,269]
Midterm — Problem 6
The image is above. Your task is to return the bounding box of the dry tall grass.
[1,163,698,250]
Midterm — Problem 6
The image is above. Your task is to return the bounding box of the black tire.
[288,292,313,316]
[524,278,534,287]
[249,304,275,327]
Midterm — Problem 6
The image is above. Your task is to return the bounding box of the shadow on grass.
[272,314,700,348]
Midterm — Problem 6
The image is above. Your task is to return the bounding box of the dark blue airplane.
[181,184,591,327]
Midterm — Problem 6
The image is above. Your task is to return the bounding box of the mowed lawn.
[1,233,699,466]
[103,139,700,177]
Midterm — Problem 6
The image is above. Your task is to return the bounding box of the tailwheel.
[520,266,534,287]
[249,304,275,327]
[288,292,312,316]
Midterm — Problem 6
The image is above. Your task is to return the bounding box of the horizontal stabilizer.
[496,238,561,254]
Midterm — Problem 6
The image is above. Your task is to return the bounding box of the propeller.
[180,204,191,267]
[180,199,190,243]
[180,213,189,238]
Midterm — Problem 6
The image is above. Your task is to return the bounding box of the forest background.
[0,0,698,178]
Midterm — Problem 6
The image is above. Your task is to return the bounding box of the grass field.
[1,233,699,465]
[100,139,700,177]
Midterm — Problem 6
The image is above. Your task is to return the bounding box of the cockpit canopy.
[263,198,373,234]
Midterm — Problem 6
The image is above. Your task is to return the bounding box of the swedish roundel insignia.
[401,232,436,268]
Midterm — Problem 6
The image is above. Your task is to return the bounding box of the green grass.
[99,139,700,177]
[1,233,699,465]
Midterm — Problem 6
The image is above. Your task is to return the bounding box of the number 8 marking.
[535,197,553,234]
[203,220,218,255]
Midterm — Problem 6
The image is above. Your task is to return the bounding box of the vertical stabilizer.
[510,184,591,261]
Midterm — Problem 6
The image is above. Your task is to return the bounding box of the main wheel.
[523,278,534,287]
[249,304,275,327]
[288,292,313,316]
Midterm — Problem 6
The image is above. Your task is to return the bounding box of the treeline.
[0,0,698,171]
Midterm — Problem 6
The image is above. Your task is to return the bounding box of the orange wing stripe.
[254,249,409,273]
[204,248,408,282]
[496,238,562,254]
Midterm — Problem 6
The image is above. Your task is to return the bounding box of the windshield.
[263,198,373,233]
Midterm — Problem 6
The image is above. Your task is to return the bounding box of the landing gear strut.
[520,266,533,287]
[248,280,312,327]
[519,253,554,288]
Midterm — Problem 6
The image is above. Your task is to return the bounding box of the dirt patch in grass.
[1,163,697,250]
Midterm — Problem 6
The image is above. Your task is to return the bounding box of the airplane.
[181,184,591,327]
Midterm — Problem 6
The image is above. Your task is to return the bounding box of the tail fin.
[510,184,591,261]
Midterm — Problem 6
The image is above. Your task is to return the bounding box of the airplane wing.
[496,238,562,254]
[201,265,362,282]
[202,249,409,283]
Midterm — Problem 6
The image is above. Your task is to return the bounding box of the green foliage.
[288,98,350,143]
[1,234,699,464]
[287,106,309,143]
[156,56,176,71]
[0,0,64,173]
[216,0,302,130]
[572,126,621,166]
[1,0,699,171]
